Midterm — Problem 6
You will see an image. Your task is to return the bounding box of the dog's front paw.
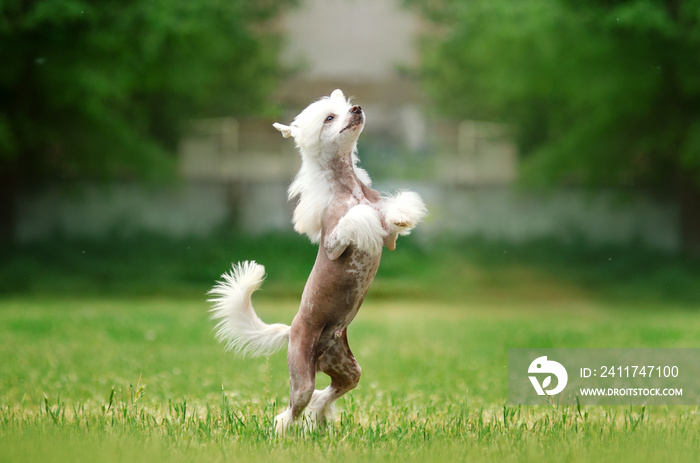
[386,213,413,230]
[327,205,385,258]
[385,212,415,236]
[382,191,427,236]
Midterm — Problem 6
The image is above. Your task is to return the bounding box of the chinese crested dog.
[209,89,427,434]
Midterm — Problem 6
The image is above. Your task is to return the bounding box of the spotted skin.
[275,151,399,431]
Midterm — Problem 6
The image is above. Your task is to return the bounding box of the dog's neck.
[288,145,369,243]
[326,150,364,199]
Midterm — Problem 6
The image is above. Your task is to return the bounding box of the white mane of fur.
[280,89,373,243]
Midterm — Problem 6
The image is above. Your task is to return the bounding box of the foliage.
[2,232,700,304]
[0,297,699,462]
[0,0,293,182]
[407,0,700,189]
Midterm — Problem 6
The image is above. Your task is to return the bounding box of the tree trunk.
[0,168,18,243]
[679,179,700,255]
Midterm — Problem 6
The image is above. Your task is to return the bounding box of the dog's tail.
[208,261,290,357]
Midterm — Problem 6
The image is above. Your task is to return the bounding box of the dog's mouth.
[339,114,364,134]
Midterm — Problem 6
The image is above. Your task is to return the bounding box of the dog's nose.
[350,105,362,114]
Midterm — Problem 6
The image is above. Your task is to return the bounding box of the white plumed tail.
[208,261,290,357]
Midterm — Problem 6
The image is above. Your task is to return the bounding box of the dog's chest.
[333,247,380,328]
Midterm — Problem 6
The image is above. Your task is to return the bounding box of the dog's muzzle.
[340,106,364,133]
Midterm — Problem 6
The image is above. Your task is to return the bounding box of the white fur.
[287,161,332,243]
[325,204,386,258]
[275,402,330,434]
[351,151,372,186]
[382,191,428,236]
[306,387,337,424]
[277,89,371,243]
[272,122,296,139]
[274,408,294,435]
[276,89,356,159]
[208,261,290,357]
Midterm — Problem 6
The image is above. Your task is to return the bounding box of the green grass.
[1,296,699,462]
[1,234,699,461]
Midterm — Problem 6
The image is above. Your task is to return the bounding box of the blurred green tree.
[0,0,294,240]
[408,0,700,251]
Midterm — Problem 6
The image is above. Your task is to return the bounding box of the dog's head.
[273,89,364,159]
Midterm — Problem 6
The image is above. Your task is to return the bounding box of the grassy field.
[1,235,699,462]
[1,296,699,462]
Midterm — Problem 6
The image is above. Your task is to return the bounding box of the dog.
[209,89,427,434]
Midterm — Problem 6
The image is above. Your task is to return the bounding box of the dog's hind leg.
[275,321,319,435]
[308,329,361,427]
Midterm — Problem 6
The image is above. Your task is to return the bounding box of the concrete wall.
[15,183,230,240]
[274,0,428,150]
[413,184,680,251]
[15,181,680,251]
[279,0,419,81]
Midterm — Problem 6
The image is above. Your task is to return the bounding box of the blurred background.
[2,0,700,303]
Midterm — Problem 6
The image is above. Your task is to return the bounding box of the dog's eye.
[325,115,334,123]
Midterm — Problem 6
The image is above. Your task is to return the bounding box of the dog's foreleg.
[381,191,427,249]
[324,227,348,261]
[382,191,428,233]
[324,204,385,260]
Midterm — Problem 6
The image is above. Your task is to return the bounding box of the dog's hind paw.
[274,409,294,436]
[306,401,336,428]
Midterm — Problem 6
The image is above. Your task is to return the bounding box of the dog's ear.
[273,122,296,139]
[330,89,345,103]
